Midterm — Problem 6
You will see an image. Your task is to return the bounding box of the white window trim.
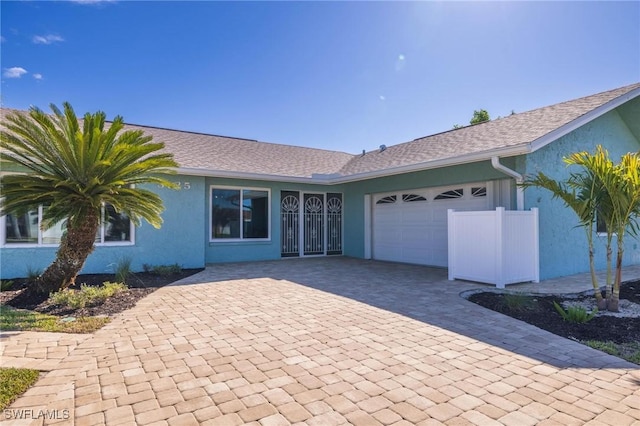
[210,185,271,243]
[1,204,135,248]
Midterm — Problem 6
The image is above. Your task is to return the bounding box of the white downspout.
[491,156,524,210]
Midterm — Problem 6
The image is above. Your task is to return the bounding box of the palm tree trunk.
[589,247,606,310]
[608,247,624,312]
[605,243,613,302]
[34,212,100,295]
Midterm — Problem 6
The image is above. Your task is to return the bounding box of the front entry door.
[303,194,324,255]
[280,191,342,257]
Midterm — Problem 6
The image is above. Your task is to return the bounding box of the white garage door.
[373,183,493,267]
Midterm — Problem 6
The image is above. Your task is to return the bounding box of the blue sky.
[1,1,638,154]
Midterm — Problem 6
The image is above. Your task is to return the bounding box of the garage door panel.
[373,183,492,267]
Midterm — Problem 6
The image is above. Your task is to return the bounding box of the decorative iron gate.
[326,193,342,255]
[281,191,342,257]
[303,194,324,255]
[280,191,299,257]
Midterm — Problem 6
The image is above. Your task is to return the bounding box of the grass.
[0,368,40,410]
[0,305,109,333]
[584,340,640,365]
[501,293,535,312]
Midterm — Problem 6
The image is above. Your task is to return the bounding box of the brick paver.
[2,258,640,425]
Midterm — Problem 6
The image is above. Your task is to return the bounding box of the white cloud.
[33,34,64,45]
[379,95,386,101]
[395,53,406,72]
[33,73,43,80]
[3,67,28,78]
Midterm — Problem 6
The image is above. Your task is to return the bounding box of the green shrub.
[0,280,15,292]
[150,263,182,276]
[113,257,133,284]
[553,301,597,323]
[49,281,127,309]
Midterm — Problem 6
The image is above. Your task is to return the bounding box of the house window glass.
[104,205,132,242]
[435,189,464,200]
[211,187,270,240]
[4,211,38,244]
[3,204,133,246]
[376,195,397,204]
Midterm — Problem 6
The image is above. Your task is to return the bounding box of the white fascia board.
[529,87,640,153]
[176,167,323,184]
[176,144,532,185]
[332,145,531,184]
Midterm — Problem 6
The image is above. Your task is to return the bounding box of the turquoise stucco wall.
[519,107,640,280]
[0,175,206,279]
[341,160,512,259]
[204,177,345,263]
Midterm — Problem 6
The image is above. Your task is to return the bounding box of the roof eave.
[529,86,640,152]
[331,145,531,184]
[177,145,532,184]
[176,167,325,184]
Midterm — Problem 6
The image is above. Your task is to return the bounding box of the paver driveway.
[3,258,640,425]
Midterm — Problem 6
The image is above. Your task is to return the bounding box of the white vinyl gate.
[448,207,539,288]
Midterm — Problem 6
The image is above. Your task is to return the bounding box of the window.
[211,187,269,240]
[435,189,463,200]
[376,195,397,204]
[2,204,133,246]
[402,194,427,202]
[471,187,487,197]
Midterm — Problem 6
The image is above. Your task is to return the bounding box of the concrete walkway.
[2,258,639,425]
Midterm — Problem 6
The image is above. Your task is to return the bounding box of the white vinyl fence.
[448,207,539,288]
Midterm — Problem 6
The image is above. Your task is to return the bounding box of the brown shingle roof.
[124,125,354,179]
[338,83,640,177]
[2,82,638,181]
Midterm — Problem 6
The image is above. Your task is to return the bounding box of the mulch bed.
[467,280,640,344]
[0,269,203,317]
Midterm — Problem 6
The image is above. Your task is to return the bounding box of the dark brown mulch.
[467,281,640,344]
[0,269,203,317]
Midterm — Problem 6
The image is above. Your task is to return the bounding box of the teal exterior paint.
[205,177,345,263]
[341,161,512,259]
[0,175,206,279]
[3,98,639,281]
[520,107,640,279]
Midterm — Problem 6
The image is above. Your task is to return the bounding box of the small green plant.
[25,266,42,281]
[0,280,15,291]
[584,340,619,356]
[142,263,152,273]
[0,367,40,410]
[113,256,133,284]
[49,281,127,309]
[553,301,597,323]
[501,293,534,312]
[150,263,182,276]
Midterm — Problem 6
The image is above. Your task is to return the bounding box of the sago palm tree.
[0,103,178,295]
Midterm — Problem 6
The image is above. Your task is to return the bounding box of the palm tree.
[1,103,178,295]
[568,147,640,311]
[521,170,607,309]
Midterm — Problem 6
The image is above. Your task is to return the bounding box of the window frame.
[1,204,135,248]
[209,185,271,242]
